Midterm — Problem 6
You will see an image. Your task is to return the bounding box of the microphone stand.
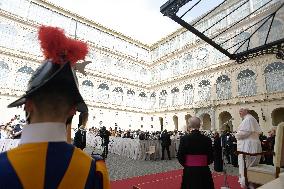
[221,135,230,189]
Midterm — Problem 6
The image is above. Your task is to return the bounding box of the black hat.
[8,26,88,112]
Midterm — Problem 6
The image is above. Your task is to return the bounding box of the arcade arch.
[173,115,178,131]
[219,111,233,131]
[271,108,284,126]
[185,114,192,128]
[159,117,164,131]
[248,110,259,123]
[201,113,211,130]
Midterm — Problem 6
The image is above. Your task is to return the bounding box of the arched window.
[0,23,18,49]
[171,87,180,106]
[139,92,147,109]
[0,61,9,88]
[17,66,34,74]
[183,84,194,105]
[159,90,167,108]
[112,87,124,105]
[14,66,34,91]
[198,80,210,87]
[150,92,156,98]
[127,89,135,95]
[0,61,9,69]
[139,92,147,97]
[97,83,109,102]
[237,69,256,96]
[182,54,192,72]
[21,32,40,55]
[198,80,211,101]
[113,87,123,93]
[150,92,156,109]
[98,83,109,90]
[82,80,94,87]
[216,75,231,100]
[171,60,180,76]
[81,80,94,101]
[126,89,135,107]
[171,87,179,93]
[264,62,284,93]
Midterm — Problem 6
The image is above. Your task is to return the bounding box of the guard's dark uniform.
[177,130,214,189]
[160,130,171,160]
[74,128,87,150]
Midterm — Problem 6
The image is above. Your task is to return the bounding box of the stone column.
[231,73,239,98]
[255,65,266,95]
[210,107,216,130]
[211,84,217,101]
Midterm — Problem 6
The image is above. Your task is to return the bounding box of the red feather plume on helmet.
[38,26,88,66]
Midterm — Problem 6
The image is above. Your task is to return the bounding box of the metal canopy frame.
[160,0,284,63]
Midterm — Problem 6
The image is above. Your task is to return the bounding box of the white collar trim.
[20,122,67,144]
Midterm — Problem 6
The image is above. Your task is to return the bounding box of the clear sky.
[47,0,224,45]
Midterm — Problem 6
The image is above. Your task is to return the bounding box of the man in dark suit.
[99,126,111,159]
[177,117,214,189]
[160,129,171,160]
[73,112,88,150]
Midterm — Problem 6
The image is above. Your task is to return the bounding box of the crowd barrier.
[0,136,180,160]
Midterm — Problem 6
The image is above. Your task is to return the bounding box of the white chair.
[238,122,284,187]
[145,145,156,160]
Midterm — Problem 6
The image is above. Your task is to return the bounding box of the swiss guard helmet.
[7,26,88,112]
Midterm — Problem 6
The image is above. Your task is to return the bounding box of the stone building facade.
[0,0,283,134]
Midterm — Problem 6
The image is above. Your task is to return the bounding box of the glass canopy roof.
[161,0,284,63]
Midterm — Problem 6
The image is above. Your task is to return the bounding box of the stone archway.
[202,113,211,130]
[185,114,192,128]
[271,108,284,126]
[159,117,164,131]
[219,111,233,131]
[248,110,259,123]
[173,115,178,131]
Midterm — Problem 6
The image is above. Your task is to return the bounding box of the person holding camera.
[99,126,111,159]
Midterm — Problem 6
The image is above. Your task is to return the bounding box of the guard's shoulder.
[73,147,93,160]
[91,154,104,161]
[1,145,23,156]
[0,151,6,160]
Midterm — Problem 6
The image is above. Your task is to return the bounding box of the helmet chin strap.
[25,111,31,124]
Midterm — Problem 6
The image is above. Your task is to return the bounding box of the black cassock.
[177,130,214,189]
[213,136,223,172]
[73,129,86,150]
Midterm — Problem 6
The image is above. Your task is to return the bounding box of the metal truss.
[160,0,284,63]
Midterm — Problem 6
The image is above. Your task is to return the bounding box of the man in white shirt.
[236,108,262,188]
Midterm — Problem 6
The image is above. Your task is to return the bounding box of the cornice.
[85,69,148,89]
[0,46,42,63]
[87,41,150,67]
[148,59,234,89]
[147,92,284,114]
[0,47,149,88]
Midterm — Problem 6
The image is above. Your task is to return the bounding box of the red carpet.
[111,169,242,189]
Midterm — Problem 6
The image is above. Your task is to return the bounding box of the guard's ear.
[24,99,34,113]
[68,106,76,116]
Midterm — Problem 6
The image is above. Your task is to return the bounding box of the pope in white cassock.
[235,108,262,188]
